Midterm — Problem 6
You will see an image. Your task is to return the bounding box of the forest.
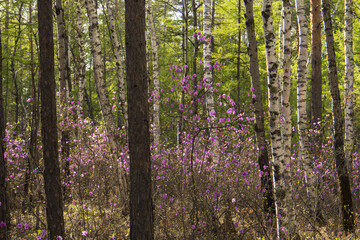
[0,0,360,239]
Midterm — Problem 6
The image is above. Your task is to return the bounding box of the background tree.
[322,0,354,233]
[38,0,65,238]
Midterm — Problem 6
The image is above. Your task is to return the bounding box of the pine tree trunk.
[243,0,276,227]
[344,0,354,173]
[38,0,65,237]
[125,0,154,237]
[0,25,10,240]
[105,0,128,129]
[311,0,322,124]
[84,0,128,203]
[322,0,354,233]
[262,0,284,237]
[147,0,160,147]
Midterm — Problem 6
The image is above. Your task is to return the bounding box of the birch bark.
[203,0,219,164]
[296,0,320,226]
[84,0,128,202]
[147,0,160,147]
[105,0,128,129]
[243,0,275,223]
[344,0,354,173]
[262,0,284,237]
[322,0,354,233]
[281,0,299,237]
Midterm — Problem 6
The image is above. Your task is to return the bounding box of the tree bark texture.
[344,0,354,172]
[203,0,219,164]
[281,0,299,237]
[147,0,160,147]
[125,0,154,238]
[322,0,354,233]
[105,0,128,129]
[243,0,275,223]
[311,0,322,124]
[262,0,284,237]
[38,0,65,238]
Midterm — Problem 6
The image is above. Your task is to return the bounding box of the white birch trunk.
[344,0,354,173]
[296,0,319,224]
[84,0,128,202]
[105,0,128,129]
[262,0,284,237]
[203,0,219,164]
[281,0,298,237]
[147,0,161,147]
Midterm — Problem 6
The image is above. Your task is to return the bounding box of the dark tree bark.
[11,4,24,125]
[191,0,199,115]
[311,0,322,125]
[38,0,65,238]
[125,0,154,239]
[322,0,354,234]
[244,0,275,224]
[0,25,10,240]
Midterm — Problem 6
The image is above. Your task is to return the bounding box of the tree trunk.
[344,0,354,173]
[0,24,10,240]
[311,0,322,125]
[178,0,189,145]
[11,4,23,125]
[56,0,71,200]
[243,0,276,229]
[281,0,299,237]
[191,0,199,115]
[262,0,284,237]
[125,0,154,238]
[84,0,128,203]
[105,0,128,129]
[203,0,219,164]
[38,0,65,238]
[76,0,86,111]
[296,0,321,230]
[322,0,354,233]
[147,0,160,147]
